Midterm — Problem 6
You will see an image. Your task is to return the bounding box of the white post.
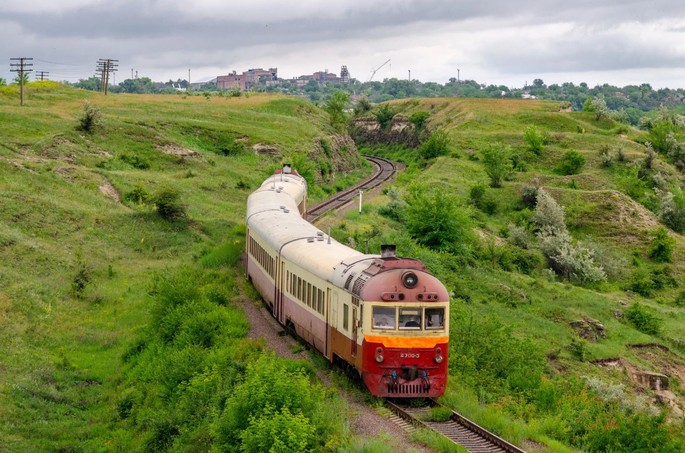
[359,190,363,213]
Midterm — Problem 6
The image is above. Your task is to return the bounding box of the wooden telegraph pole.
[10,57,33,105]
[95,59,118,95]
[36,71,49,81]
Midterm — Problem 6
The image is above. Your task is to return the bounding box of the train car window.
[372,306,396,329]
[424,307,445,330]
[399,308,422,330]
[307,283,312,307]
[343,304,349,331]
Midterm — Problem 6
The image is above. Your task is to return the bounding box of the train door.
[325,287,331,359]
[351,307,358,358]
[275,260,285,324]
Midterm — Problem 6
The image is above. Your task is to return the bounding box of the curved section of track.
[386,399,527,453]
[305,155,396,223]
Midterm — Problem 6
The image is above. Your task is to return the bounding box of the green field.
[2,82,685,452]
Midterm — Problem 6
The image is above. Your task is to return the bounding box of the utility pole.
[188,68,191,91]
[95,58,118,95]
[35,71,49,81]
[10,57,33,106]
[131,68,134,79]
[457,68,460,83]
[408,69,411,81]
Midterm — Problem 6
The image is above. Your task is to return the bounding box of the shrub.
[598,145,613,167]
[481,143,513,188]
[409,111,430,131]
[656,188,685,233]
[218,139,246,156]
[374,104,394,129]
[240,408,316,453]
[418,129,450,159]
[119,153,151,169]
[403,183,473,252]
[538,232,607,283]
[353,96,371,115]
[554,150,585,175]
[533,189,565,234]
[123,184,149,204]
[377,186,406,221]
[625,303,662,335]
[507,223,531,249]
[648,227,675,263]
[524,125,545,155]
[78,101,101,132]
[152,185,186,220]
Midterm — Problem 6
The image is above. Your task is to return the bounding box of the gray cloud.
[2,0,685,87]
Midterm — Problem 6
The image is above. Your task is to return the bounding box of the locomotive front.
[357,246,449,398]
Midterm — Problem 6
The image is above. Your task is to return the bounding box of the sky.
[2,0,685,89]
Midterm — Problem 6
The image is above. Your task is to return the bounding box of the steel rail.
[385,399,527,453]
[305,155,397,222]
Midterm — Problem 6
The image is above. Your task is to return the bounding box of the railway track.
[305,155,397,222]
[386,399,527,453]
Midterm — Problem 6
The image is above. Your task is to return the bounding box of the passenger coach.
[246,165,449,397]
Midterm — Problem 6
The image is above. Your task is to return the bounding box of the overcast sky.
[2,0,685,89]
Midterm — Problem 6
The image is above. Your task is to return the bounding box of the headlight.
[434,355,443,364]
[402,271,418,288]
[375,347,384,363]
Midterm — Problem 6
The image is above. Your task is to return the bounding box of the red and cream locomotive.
[246,165,449,397]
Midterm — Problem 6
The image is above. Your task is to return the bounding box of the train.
[245,164,449,397]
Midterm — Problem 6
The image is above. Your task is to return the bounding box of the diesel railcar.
[246,165,449,397]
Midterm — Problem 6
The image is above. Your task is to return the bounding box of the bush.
[533,189,565,234]
[524,125,545,155]
[656,188,685,233]
[555,150,585,175]
[409,111,430,131]
[625,303,662,335]
[377,186,406,221]
[374,104,394,129]
[648,227,675,263]
[539,232,607,284]
[119,153,151,169]
[240,408,316,453]
[152,185,187,220]
[418,129,450,159]
[481,143,513,188]
[123,184,149,205]
[78,101,101,132]
[403,183,472,252]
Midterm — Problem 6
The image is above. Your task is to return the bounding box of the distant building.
[294,67,350,86]
[216,68,278,91]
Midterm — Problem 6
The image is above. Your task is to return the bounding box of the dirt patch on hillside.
[99,181,121,203]
[158,144,199,158]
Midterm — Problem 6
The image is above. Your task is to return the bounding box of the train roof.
[247,169,439,294]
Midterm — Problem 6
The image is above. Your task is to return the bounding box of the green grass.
[0,82,370,450]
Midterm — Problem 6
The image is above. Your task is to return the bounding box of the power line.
[95,58,118,95]
[10,57,33,105]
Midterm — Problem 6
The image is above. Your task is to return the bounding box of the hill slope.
[0,83,366,450]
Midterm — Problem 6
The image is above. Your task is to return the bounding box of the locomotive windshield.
[399,308,422,329]
[424,307,445,330]
[372,306,396,329]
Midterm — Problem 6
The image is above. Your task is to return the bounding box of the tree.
[323,90,349,131]
[0,77,6,86]
[14,73,29,85]
[481,144,513,188]
[524,125,545,155]
[73,77,100,91]
[403,183,472,251]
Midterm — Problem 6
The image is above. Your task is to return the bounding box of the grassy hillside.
[0,82,368,450]
[338,97,685,451]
